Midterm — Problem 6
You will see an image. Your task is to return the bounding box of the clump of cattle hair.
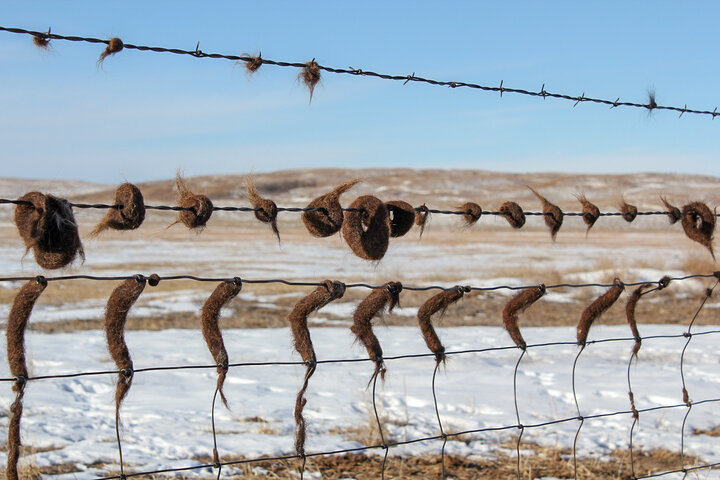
[341,195,391,260]
[302,179,360,237]
[502,286,545,349]
[417,286,470,364]
[681,202,716,259]
[91,183,146,237]
[528,187,563,240]
[201,279,242,409]
[172,173,213,230]
[14,191,84,270]
[351,282,402,381]
[499,201,525,229]
[577,279,624,345]
[245,178,280,243]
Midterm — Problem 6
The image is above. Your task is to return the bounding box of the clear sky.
[1,1,718,182]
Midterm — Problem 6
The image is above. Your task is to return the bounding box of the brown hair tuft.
[577,279,624,345]
[499,201,525,229]
[661,196,682,224]
[384,201,416,238]
[6,279,47,480]
[105,277,146,417]
[619,198,638,223]
[246,178,280,243]
[243,53,263,73]
[681,202,716,259]
[341,196,391,260]
[172,173,213,230]
[14,191,85,269]
[287,280,345,455]
[302,179,360,237]
[91,183,145,237]
[98,37,124,66]
[626,283,653,358]
[201,279,242,410]
[459,202,482,226]
[417,287,469,364]
[502,286,545,349]
[299,59,321,104]
[415,204,431,238]
[351,282,402,381]
[528,187,563,240]
[576,194,600,234]
[33,34,50,49]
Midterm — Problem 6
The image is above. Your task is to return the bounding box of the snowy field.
[1,324,720,479]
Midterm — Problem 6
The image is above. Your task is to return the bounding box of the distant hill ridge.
[2,169,718,210]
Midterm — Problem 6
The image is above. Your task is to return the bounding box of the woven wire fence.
[1,272,719,479]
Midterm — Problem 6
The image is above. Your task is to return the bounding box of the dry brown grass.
[126,447,708,480]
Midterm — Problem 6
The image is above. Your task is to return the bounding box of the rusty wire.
[0,25,718,119]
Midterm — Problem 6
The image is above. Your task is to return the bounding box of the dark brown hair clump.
[246,179,280,243]
[619,199,638,223]
[287,280,345,456]
[173,173,213,230]
[300,59,321,103]
[502,286,545,349]
[577,279,624,345]
[341,195,391,261]
[499,201,525,229]
[98,37,124,66]
[384,201,416,238]
[415,204,431,238]
[417,286,470,364]
[460,202,482,226]
[681,202,716,259]
[576,194,600,234]
[91,183,145,237]
[529,187,563,240]
[201,279,242,410]
[14,191,85,270]
[6,278,47,480]
[661,196,682,224]
[351,282,402,381]
[302,180,360,237]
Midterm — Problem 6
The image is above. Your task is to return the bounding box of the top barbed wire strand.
[1,197,718,218]
[0,25,717,119]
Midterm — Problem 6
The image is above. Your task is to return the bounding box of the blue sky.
[1,2,718,182]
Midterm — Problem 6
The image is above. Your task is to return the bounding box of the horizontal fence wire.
[2,329,720,383]
[1,25,718,119]
[0,272,715,292]
[1,196,719,218]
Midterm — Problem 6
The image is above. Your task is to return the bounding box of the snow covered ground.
[1,324,720,479]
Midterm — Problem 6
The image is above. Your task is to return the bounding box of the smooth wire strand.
[0,25,718,119]
[4,329,720,383]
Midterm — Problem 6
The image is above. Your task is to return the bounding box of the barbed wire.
[3,196,716,218]
[1,25,718,119]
